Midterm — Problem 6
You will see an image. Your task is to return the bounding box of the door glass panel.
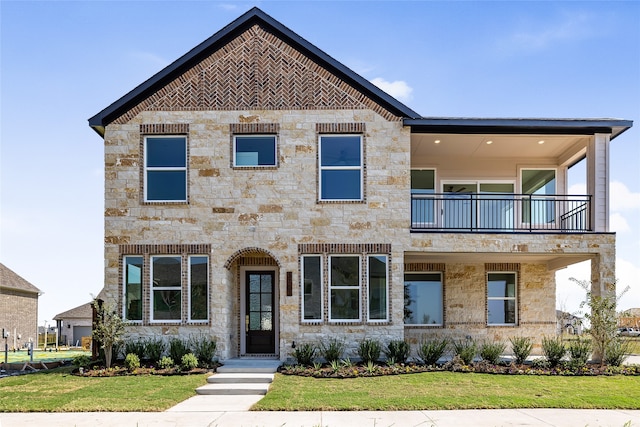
[249,312,261,330]
[522,170,556,224]
[249,275,260,292]
[249,294,260,311]
[479,183,514,230]
[411,170,435,225]
[261,312,273,331]
[261,276,272,292]
[443,183,476,229]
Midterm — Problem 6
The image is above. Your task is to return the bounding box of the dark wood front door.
[245,271,275,354]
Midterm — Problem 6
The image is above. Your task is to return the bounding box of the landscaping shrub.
[541,336,566,367]
[357,339,382,364]
[509,336,533,364]
[384,340,410,364]
[416,338,448,366]
[124,353,141,372]
[292,342,317,366]
[567,337,592,369]
[159,356,175,369]
[124,339,145,361]
[72,354,91,369]
[180,353,199,371]
[479,341,506,364]
[168,337,190,363]
[452,339,477,365]
[319,338,345,363]
[144,337,166,364]
[189,333,217,366]
[604,339,631,367]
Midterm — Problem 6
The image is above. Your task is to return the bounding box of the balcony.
[411,193,592,232]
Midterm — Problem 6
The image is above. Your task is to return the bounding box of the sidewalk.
[1,408,639,427]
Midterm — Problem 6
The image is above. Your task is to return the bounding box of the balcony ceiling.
[411,133,588,160]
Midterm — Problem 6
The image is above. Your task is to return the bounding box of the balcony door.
[442,181,514,230]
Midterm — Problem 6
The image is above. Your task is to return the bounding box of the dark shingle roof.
[0,263,42,294]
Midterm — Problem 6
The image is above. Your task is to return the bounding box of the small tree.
[572,278,629,363]
[92,299,126,368]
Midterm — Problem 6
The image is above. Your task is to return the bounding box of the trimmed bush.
[189,334,217,366]
[567,337,592,368]
[479,341,506,364]
[72,354,91,368]
[292,343,317,366]
[159,356,175,369]
[319,338,345,364]
[168,337,190,364]
[416,338,448,366]
[124,353,141,372]
[604,339,631,367]
[384,340,410,364]
[144,338,166,364]
[452,339,477,365]
[542,336,566,367]
[357,339,382,364]
[509,336,533,364]
[180,353,199,371]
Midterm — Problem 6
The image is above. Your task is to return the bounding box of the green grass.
[254,372,640,411]
[2,349,91,364]
[0,367,209,412]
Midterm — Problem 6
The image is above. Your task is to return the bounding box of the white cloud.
[610,212,630,232]
[611,181,640,212]
[370,77,413,102]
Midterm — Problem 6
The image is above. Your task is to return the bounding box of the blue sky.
[1,1,638,325]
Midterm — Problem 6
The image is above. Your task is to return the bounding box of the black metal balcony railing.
[411,193,592,232]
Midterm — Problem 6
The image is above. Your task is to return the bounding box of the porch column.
[586,133,610,232]
[589,244,616,362]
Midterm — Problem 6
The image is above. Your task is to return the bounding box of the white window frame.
[411,168,437,227]
[487,271,518,326]
[328,255,362,322]
[143,135,188,203]
[300,255,324,323]
[318,135,364,202]
[233,135,277,167]
[122,255,143,323]
[403,272,444,326]
[150,255,182,323]
[366,254,389,322]
[188,255,209,323]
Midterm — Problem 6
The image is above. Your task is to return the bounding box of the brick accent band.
[404,263,446,272]
[230,123,279,134]
[140,123,189,134]
[315,123,365,133]
[119,244,211,254]
[298,243,390,254]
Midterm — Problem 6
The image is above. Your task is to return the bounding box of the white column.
[586,133,610,232]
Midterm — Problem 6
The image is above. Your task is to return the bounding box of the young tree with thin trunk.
[92,299,126,368]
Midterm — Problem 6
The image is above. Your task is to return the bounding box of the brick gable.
[113,24,402,124]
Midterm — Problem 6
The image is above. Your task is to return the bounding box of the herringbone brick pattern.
[113,24,400,124]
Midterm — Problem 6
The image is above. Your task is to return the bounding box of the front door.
[245,271,275,354]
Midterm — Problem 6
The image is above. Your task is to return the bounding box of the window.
[411,169,435,225]
[487,272,517,325]
[367,255,388,321]
[319,135,363,201]
[329,255,361,321]
[189,256,209,322]
[233,135,277,167]
[301,255,323,321]
[404,273,443,325]
[144,136,187,202]
[151,256,182,322]
[521,169,556,224]
[123,256,143,321]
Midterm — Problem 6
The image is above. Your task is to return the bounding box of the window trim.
[486,271,518,326]
[328,254,362,322]
[318,134,364,202]
[188,255,209,323]
[150,255,183,324]
[403,272,444,327]
[366,254,389,322]
[232,134,278,168]
[301,255,324,323]
[122,255,143,323]
[143,135,188,203]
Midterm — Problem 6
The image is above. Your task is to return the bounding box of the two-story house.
[89,8,632,360]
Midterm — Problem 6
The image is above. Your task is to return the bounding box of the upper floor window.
[144,136,187,202]
[487,272,517,325]
[233,135,277,167]
[319,135,363,201]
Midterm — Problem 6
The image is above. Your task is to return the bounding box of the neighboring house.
[619,308,640,328]
[556,310,583,335]
[88,8,632,360]
[0,263,41,350]
[53,303,93,347]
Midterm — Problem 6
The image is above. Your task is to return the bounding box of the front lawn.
[254,372,640,411]
[0,367,209,412]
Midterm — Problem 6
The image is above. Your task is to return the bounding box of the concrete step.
[195,382,270,396]
[207,373,274,384]
[216,359,280,374]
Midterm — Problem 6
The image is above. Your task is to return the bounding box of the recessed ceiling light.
[486,140,493,145]
[434,139,441,144]
[538,140,545,145]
